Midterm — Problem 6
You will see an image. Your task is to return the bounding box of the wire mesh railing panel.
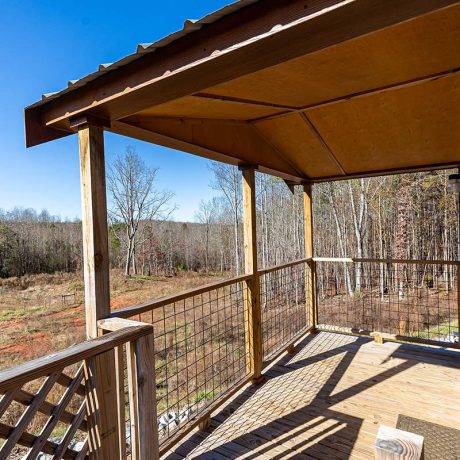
[316,259,459,344]
[260,261,311,360]
[122,279,250,445]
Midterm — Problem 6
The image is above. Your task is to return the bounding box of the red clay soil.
[0,273,224,369]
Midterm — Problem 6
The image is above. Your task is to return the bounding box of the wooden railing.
[5,256,457,458]
[315,257,460,347]
[0,323,157,460]
[108,259,314,455]
[108,274,253,455]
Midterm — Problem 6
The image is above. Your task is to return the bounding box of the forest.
[0,153,458,285]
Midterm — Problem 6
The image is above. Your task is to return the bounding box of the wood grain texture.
[0,326,150,459]
[375,425,424,459]
[0,422,80,459]
[24,368,85,460]
[134,334,160,460]
[0,373,60,458]
[84,354,120,460]
[78,125,110,339]
[303,184,317,330]
[165,331,460,459]
[115,346,127,460]
[78,124,120,459]
[125,331,160,460]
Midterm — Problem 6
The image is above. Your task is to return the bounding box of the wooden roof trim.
[25,0,460,147]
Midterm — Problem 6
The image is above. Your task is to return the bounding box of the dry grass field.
[0,270,225,370]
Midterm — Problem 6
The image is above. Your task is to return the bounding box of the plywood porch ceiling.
[121,4,460,182]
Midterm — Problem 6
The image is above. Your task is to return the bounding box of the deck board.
[164,331,460,459]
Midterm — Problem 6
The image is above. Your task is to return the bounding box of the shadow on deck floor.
[165,331,460,459]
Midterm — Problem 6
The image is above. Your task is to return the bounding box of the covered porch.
[2,0,460,458]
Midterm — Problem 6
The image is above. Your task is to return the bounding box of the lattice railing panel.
[0,364,88,459]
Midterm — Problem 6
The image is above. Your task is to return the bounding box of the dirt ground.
[0,269,224,370]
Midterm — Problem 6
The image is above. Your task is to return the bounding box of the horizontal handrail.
[0,324,153,391]
[258,257,312,276]
[314,257,460,265]
[111,259,314,319]
[111,273,252,319]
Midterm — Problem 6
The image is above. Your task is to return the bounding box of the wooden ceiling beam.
[192,93,297,112]
[25,0,460,147]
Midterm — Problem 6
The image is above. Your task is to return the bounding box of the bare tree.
[107,147,175,276]
[195,200,216,273]
[209,163,242,275]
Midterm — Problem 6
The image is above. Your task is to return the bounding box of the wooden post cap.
[375,425,424,460]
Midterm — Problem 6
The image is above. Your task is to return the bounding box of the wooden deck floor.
[164,331,460,459]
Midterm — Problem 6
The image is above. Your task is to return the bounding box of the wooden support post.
[457,167,460,345]
[78,124,120,458]
[198,417,211,431]
[78,124,111,337]
[457,265,460,346]
[303,183,317,331]
[242,167,263,382]
[126,333,159,460]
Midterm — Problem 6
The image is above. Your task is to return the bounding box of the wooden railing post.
[99,318,160,460]
[127,331,159,460]
[457,167,460,341]
[303,183,318,331]
[457,267,460,345]
[241,167,263,382]
[77,122,120,458]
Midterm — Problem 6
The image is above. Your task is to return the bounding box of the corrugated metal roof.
[28,0,260,110]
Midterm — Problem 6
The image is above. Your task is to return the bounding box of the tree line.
[1,148,457,289]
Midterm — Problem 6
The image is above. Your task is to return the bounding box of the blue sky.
[0,0,231,222]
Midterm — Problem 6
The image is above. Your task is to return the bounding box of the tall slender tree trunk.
[394,177,411,334]
[328,185,353,295]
